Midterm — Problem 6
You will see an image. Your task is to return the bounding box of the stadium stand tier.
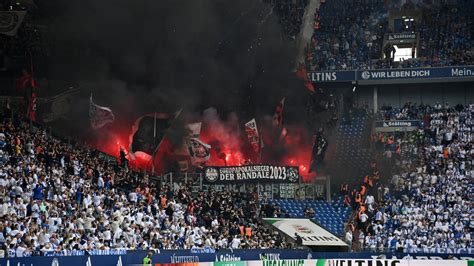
[346,103,473,252]
[306,0,473,70]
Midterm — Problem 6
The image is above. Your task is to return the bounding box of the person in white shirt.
[365,194,375,206]
[230,236,241,249]
[345,230,353,245]
[15,242,28,257]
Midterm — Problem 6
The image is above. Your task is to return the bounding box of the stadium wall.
[1,249,473,266]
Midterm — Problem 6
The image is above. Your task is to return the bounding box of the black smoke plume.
[42,0,307,136]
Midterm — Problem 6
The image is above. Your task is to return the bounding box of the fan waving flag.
[245,118,261,153]
[89,95,115,130]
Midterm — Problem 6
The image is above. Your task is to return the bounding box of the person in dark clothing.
[309,128,328,172]
[165,203,174,220]
[120,147,128,168]
[295,233,303,245]
[384,43,392,59]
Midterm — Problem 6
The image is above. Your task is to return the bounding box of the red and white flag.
[188,138,211,165]
[18,71,37,121]
[185,121,211,165]
[89,95,115,130]
[245,118,261,153]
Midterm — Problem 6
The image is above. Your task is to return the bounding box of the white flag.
[188,138,211,165]
[187,122,202,138]
[245,118,261,153]
[89,95,115,129]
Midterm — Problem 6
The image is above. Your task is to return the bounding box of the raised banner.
[375,120,422,132]
[189,138,211,165]
[204,165,299,184]
[187,122,202,138]
[129,112,173,155]
[245,118,261,153]
[42,88,80,123]
[89,95,115,130]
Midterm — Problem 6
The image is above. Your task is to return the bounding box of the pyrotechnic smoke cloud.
[45,0,304,124]
[41,0,332,175]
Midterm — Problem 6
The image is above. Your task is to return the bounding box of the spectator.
[351,103,473,252]
[305,0,473,70]
[0,113,294,255]
[265,0,309,40]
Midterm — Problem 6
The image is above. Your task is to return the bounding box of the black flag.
[309,132,328,173]
[129,110,182,157]
[130,113,173,156]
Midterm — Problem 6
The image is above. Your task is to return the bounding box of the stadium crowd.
[0,110,292,257]
[266,0,309,40]
[345,103,473,252]
[415,1,473,67]
[305,0,473,70]
[306,0,388,70]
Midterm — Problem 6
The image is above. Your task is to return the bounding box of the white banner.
[263,218,348,247]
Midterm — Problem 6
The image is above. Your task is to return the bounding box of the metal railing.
[153,172,330,200]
